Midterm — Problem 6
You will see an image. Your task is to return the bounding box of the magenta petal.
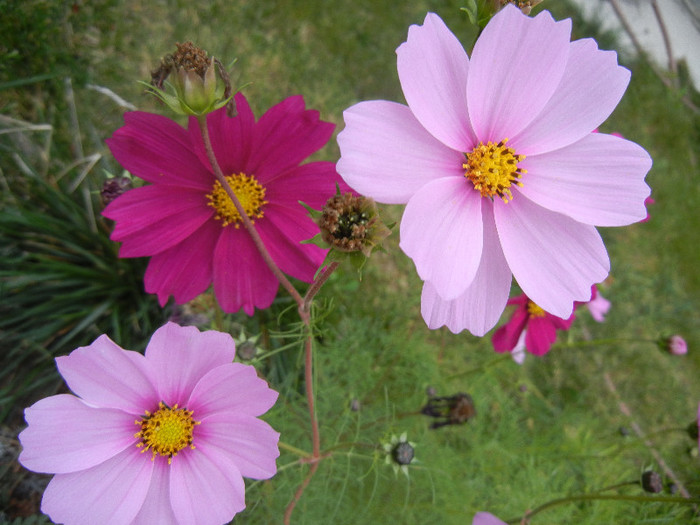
[511,38,631,154]
[212,226,279,314]
[107,111,212,190]
[266,161,350,209]
[524,317,558,355]
[145,323,236,406]
[144,219,220,306]
[421,204,511,335]
[197,412,279,479]
[337,100,464,204]
[468,6,571,141]
[133,457,177,525]
[397,12,477,151]
[104,185,213,257]
[188,95,256,176]
[41,447,153,525]
[519,132,652,226]
[56,334,157,413]
[495,197,609,318]
[19,394,135,474]
[170,448,246,524]
[258,205,325,283]
[187,363,278,418]
[401,178,483,300]
[247,95,335,181]
[492,307,528,353]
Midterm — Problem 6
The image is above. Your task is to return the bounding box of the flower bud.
[147,42,233,116]
[101,177,132,207]
[667,335,687,355]
[382,432,416,476]
[641,470,663,493]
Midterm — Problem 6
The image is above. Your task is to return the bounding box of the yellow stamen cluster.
[526,301,546,319]
[463,138,526,202]
[206,173,267,227]
[134,402,200,464]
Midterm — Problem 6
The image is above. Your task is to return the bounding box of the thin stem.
[278,441,312,459]
[302,262,339,314]
[196,115,304,307]
[506,493,700,524]
[283,462,320,525]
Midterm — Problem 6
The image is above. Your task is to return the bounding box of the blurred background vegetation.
[1,0,699,523]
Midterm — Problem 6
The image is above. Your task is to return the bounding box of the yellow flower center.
[463,139,526,203]
[206,173,267,227]
[526,301,546,318]
[134,402,200,464]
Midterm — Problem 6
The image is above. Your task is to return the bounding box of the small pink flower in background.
[104,93,347,315]
[337,6,651,336]
[586,285,611,322]
[668,335,688,355]
[19,322,279,525]
[492,293,575,356]
[472,511,508,525]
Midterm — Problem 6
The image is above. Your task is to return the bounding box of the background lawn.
[1,1,699,523]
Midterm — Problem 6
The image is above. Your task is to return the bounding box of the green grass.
[2,0,700,523]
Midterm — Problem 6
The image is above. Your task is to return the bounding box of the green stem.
[505,493,700,524]
[278,441,311,458]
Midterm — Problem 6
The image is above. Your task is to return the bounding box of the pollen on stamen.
[206,172,268,227]
[463,138,526,203]
[134,401,200,464]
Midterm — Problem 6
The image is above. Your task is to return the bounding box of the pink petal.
[145,323,236,406]
[187,363,278,418]
[133,457,177,525]
[266,161,351,209]
[587,292,611,322]
[421,205,512,335]
[19,394,135,474]
[518,132,652,226]
[258,204,325,283]
[104,185,213,257]
[143,219,220,306]
[524,317,558,355]
[337,100,464,204]
[468,6,571,141]
[212,225,279,314]
[188,94,256,176]
[170,448,246,524]
[41,447,153,525]
[107,112,212,191]
[247,95,335,182]
[56,334,157,413]
[397,12,477,151]
[196,412,279,479]
[511,38,630,154]
[401,177,483,300]
[473,511,508,525]
[495,196,609,318]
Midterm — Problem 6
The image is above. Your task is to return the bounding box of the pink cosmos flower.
[19,322,279,525]
[668,335,687,355]
[473,512,507,525]
[492,293,575,356]
[586,285,611,322]
[104,93,347,314]
[337,6,651,336]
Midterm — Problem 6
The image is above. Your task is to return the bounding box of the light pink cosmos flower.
[492,293,575,356]
[104,93,347,314]
[668,335,688,355]
[19,322,279,525]
[472,511,507,525]
[586,285,611,322]
[337,6,651,336]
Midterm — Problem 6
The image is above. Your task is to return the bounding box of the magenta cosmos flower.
[19,322,279,525]
[104,93,347,314]
[492,293,575,356]
[336,6,651,336]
